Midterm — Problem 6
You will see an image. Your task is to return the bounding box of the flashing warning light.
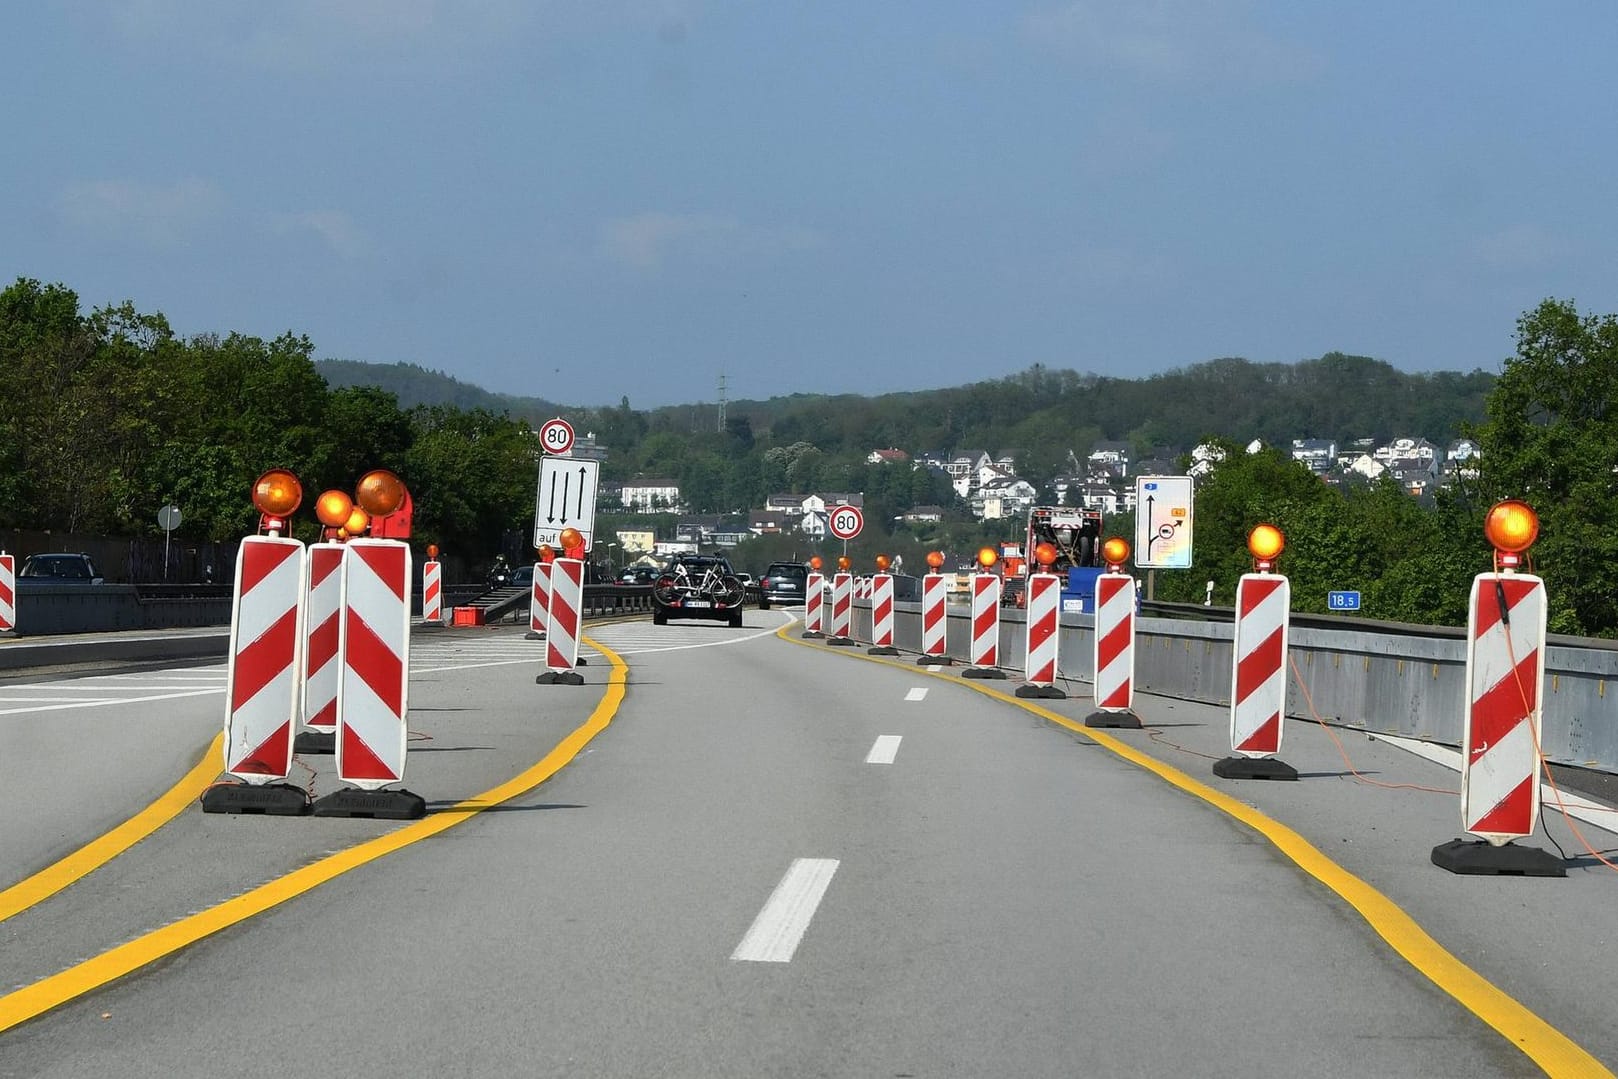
[538,544,556,563]
[343,507,371,536]
[1101,537,1131,566]
[810,555,823,571]
[427,544,440,559]
[1247,524,1285,562]
[355,469,406,517]
[1484,500,1539,555]
[837,556,851,571]
[926,550,944,570]
[977,547,999,569]
[1033,542,1058,568]
[875,554,891,572]
[315,489,354,528]
[559,527,583,551]
[252,470,303,517]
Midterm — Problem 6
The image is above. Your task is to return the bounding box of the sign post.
[157,503,182,580]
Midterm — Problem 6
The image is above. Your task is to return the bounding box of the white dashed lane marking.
[904,687,928,702]
[731,858,840,963]
[865,735,902,764]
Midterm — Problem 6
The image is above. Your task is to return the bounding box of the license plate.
[685,600,711,608]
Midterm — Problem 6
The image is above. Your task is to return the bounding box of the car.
[758,561,809,608]
[17,552,104,585]
[616,564,659,586]
[510,564,534,588]
[651,553,746,627]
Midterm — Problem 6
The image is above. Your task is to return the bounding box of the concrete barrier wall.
[875,600,1618,775]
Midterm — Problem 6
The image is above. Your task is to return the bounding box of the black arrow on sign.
[575,466,588,518]
[1144,494,1157,559]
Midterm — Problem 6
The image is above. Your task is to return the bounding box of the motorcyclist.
[487,554,511,588]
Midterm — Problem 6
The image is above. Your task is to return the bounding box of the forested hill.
[322,353,1497,457]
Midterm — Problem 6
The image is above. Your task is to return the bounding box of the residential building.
[1290,438,1338,474]
[866,448,911,466]
[621,478,682,513]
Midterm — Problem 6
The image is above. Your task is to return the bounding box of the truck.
[1023,506,1105,612]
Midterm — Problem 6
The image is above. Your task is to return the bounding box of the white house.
[1290,438,1337,474]
[621,479,682,513]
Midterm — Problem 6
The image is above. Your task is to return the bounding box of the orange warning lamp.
[837,556,851,571]
[559,527,583,550]
[810,555,823,571]
[427,544,440,559]
[538,544,556,563]
[1033,542,1058,569]
[253,469,303,517]
[875,554,891,572]
[1484,500,1539,565]
[1101,537,1130,570]
[343,506,370,536]
[355,469,406,517]
[1247,524,1285,572]
[926,550,944,571]
[977,547,999,569]
[315,489,353,528]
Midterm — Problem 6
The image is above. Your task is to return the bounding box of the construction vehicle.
[1023,506,1106,612]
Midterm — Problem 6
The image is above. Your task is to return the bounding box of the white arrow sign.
[534,457,600,552]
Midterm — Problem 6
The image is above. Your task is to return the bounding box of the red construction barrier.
[1214,570,1296,780]
[804,571,826,636]
[336,539,412,790]
[1086,572,1140,727]
[1017,572,1063,698]
[301,542,344,737]
[919,571,948,663]
[421,558,443,625]
[0,552,13,632]
[1461,573,1546,843]
[964,573,1004,678]
[530,561,552,637]
[224,535,306,782]
[540,557,583,683]
[869,572,897,654]
[828,571,854,643]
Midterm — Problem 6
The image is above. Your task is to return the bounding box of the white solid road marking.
[926,665,943,672]
[866,735,902,764]
[731,858,840,963]
[904,687,928,702]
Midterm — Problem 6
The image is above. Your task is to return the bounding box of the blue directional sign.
[1327,590,1362,611]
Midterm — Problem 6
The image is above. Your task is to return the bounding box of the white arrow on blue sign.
[1327,590,1362,611]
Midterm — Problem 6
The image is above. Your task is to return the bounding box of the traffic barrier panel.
[299,542,344,746]
[1431,571,1564,875]
[869,573,898,655]
[828,572,854,644]
[422,558,444,625]
[0,552,13,632]
[963,573,1005,678]
[222,535,306,786]
[919,572,949,664]
[1214,572,1296,780]
[334,539,412,791]
[539,557,584,684]
[1086,572,1140,726]
[1017,573,1064,698]
[803,571,826,636]
[529,561,552,638]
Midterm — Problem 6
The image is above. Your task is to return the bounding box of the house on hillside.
[1374,437,1438,466]
[621,478,682,513]
[866,448,911,466]
[1445,439,1481,484]
[946,450,991,486]
[1388,455,1440,496]
[971,478,1037,521]
[1088,441,1131,478]
[1291,438,1337,474]
[901,505,946,524]
[748,511,790,535]
[800,492,864,537]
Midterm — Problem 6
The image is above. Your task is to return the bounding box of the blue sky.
[4,2,1614,408]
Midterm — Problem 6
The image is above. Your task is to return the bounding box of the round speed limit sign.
[828,505,864,540]
[539,417,575,456]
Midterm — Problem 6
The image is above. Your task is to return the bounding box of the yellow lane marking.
[0,637,628,1034]
[0,733,225,924]
[779,623,1613,1079]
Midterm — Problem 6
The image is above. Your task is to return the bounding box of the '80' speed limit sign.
[827,505,864,540]
[539,417,575,456]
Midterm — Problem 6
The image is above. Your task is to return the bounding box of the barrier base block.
[1085,709,1141,729]
[417,621,446,631]
[312,787,427,820]
[1017,684,1067,699]
[962,667,1007,680]
[826,637,857,647]
[918,654,953,666]
[801,630,825,639]
[1431,839,1566,877]
[1212,756,1298,781]
[524,630,546,641]
[867,646,900,656]
[201,782,311,816]
[294,730,335,755]
[536,670,586,686]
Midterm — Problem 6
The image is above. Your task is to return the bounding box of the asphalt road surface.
[1,611,1615,1077]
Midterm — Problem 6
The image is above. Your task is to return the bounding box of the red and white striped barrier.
[1087,572,1139,726]
[869,573,897,654]
[224,535,307,782]
[1018,572,1063,697]
[336,539,412,790]
[1461,573,1546,843]
[0,552,13,632]
[804,571,826,635]
[1214,572,1295,780]
[919,572,948,662]
[421,558,443,625]
[964,573,1004,677]
[530,561,552,637]
[301,542,344,736]
[829,572,854,642]
[543,557,584,676]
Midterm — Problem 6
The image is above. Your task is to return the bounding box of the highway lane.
[4,612,1604,1076]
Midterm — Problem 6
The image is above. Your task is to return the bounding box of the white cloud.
[1023,0,1322,85]
[54,177,226,247]
[600,212,824,269]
